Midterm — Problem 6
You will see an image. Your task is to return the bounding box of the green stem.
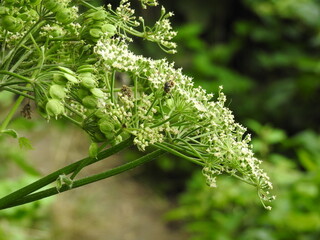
[145,95,158,116]
[134,76,138,127]
[9,86,33,92]
[1,87,35,100]
[0,95,25,131]
[0,81,30,88]
[0,137,133,209]
[0,70,32,83]
[154,142,204,166]
[151,113,179,128]
[62,114,82,127]
[174,138,205,161]
[3,19,44,71]
[1,149,164,209]
[110,70,115,103]
[64,103,86,119]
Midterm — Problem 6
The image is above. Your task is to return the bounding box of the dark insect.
[120,85,133,98]
[21,102,32,119]
[164,80,175,93]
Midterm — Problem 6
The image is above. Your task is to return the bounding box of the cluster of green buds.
[81,8,117,42]
[0,0,39,33]
[0,0,274,209]
[43,0,78,24]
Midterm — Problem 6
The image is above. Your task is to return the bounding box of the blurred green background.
[1,0,320,239]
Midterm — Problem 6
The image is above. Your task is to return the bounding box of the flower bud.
[90,88,104,98]
[19,9,38,21]
[99,120,114,136]
[53,73,68,85]
[2,16,23,32]
[82,95,98,109]
[77,65,95,73]
[81,78,96,89]
[93,131,107,142]
[101,24,117,36]
[57,66,76,75]
[43,0,62,12]
[79,72,96,89]
[94,109,105,118]
[49,84,66,100]
[46,99,64,117]
[63,73,78,84]
[92,10,107,21]
[76,88,90,99]
[89,28,103,39]
[56,8,75,24]
[104,131,115,140]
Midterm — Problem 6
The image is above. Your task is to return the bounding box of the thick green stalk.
[1,149,165,209]
[0,70,32,83]
[0,138,133,209]
[1,87,35,100]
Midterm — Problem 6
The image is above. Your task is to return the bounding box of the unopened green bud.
[46,99,64,117]
[63,73,78,83]
[77,88,90,99]
[89,28,102,38]
[49,84,66,99]
[2,16,23,32]
[53,73,68,85]
[81,77,96,89]
[56,8,75,24]
[90,88,104,98]
[104,131,115,140]
[57,66,76,75]
[99,120,115,135]
[120,131,131,140]
[92,10,107,20]
[93,131,107,142]
[101,24,117,36]
[43,0,62,12]
[111,135,122,146]
[79,72,96,89]
[77,65,95,73]
[82,95,98,109]
[94,109,105,118]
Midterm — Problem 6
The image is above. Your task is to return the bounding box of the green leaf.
[18,137,33,150]
[0,129,18,138]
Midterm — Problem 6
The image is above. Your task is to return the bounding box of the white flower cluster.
[94,37,274,208]
[95,38,143,73]
[151,9,177,50]
[132,124,164,151]
[0,0,274,209]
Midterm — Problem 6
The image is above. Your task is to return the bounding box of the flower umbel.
[0,0,274,209]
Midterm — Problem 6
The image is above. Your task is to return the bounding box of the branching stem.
[0,137,133,209]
